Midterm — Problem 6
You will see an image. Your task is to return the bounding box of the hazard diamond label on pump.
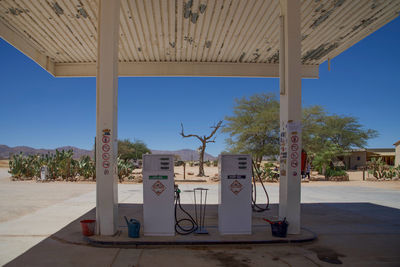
[151,181,166,196]
[230,180,243,195]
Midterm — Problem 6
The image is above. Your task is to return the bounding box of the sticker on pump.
[149,175,168,180]
[227,175,246,179]
[230,180,243,195]
[152,181,166,196]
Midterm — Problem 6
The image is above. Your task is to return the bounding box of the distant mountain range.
[0,145,217,161]
[0,145,93,159]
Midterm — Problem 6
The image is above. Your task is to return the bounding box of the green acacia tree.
[320,115,378,149]
[222,93,280,168]
[118,139,151,160]
[223,93,378,171]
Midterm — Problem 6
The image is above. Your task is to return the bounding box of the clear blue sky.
[1,18,399,156]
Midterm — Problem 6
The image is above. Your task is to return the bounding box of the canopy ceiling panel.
[0,0,399,77]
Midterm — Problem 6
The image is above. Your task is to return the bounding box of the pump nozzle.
[174,184,181,194]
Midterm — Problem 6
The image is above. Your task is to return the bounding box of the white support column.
[96,0,120,235]
[279,0,302,235]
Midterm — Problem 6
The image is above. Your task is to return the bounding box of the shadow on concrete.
[85,204,315,247]
[5,202,400,266]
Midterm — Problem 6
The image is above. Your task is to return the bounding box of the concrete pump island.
[82,154,315,247]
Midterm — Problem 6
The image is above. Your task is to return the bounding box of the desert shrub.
[395,165,400,178]
[117,157,135,182]
[254,164,279,182]
[77,156,95,179]
[325,166,347,178]
[382,166,397,179]
[8,150,140,182]
[264,162,274,168]
[9,150,95,181]
[367,158,397,179]
[8,153,25,179]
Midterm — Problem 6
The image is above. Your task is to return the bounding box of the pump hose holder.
[174,188,198,235]
[251,161,270,212]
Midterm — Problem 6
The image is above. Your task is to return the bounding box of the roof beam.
[0,21,55,76]
[54,62,319,78]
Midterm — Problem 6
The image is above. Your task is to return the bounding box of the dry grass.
[0,160,9,168]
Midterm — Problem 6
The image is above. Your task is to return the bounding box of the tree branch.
[205,120,223,140]
[180,123,202,141]
[206,136,217,144]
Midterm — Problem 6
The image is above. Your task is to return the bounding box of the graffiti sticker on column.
[292,171,298,176]
[291,160,298,168]
[102,129,111,135]
[102,153,110,161]
[230,180,243,195]
[152,181,166,196]
[102,144,110,152]
[104,169,109,175]
[291,135,299,143]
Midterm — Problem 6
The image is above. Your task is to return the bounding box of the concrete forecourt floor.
[1,167,400,266]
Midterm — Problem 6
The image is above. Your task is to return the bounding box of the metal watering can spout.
[124,216,139,225]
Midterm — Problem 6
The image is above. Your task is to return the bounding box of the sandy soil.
[173,165,219,180]
[0,160,8,168]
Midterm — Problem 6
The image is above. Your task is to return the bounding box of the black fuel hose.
[251,161,270,212]
[174,188,198,235]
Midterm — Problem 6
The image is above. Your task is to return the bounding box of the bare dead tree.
[180,121,223,177]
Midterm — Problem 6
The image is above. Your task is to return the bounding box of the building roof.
[345,148,396,157]
[370,152,395,156]
[1,0,399,77]
[366,149,395,157]
[394,140,400,146]
[367,148,396,153]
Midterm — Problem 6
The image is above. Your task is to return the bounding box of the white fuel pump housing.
[218,154,252,235]
[142,154,175,236]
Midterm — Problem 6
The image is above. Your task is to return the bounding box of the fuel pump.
[142,154,175,236]
[218,154,252,235]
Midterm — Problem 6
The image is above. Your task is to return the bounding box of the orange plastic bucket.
[80,219,96,236]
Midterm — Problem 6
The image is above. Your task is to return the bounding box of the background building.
[339,148,396,170]
[394,140,400,167]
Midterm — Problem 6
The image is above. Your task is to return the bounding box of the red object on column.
[301,150,307,174]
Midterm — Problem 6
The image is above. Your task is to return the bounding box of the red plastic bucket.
[80,219,96,236]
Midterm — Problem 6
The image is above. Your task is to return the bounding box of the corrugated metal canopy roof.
[0,0,399,77]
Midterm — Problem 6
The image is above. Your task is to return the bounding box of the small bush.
[264,162,274,168]
[325,167,347,178]
[254,164,279,182]
[367,158,399,179]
